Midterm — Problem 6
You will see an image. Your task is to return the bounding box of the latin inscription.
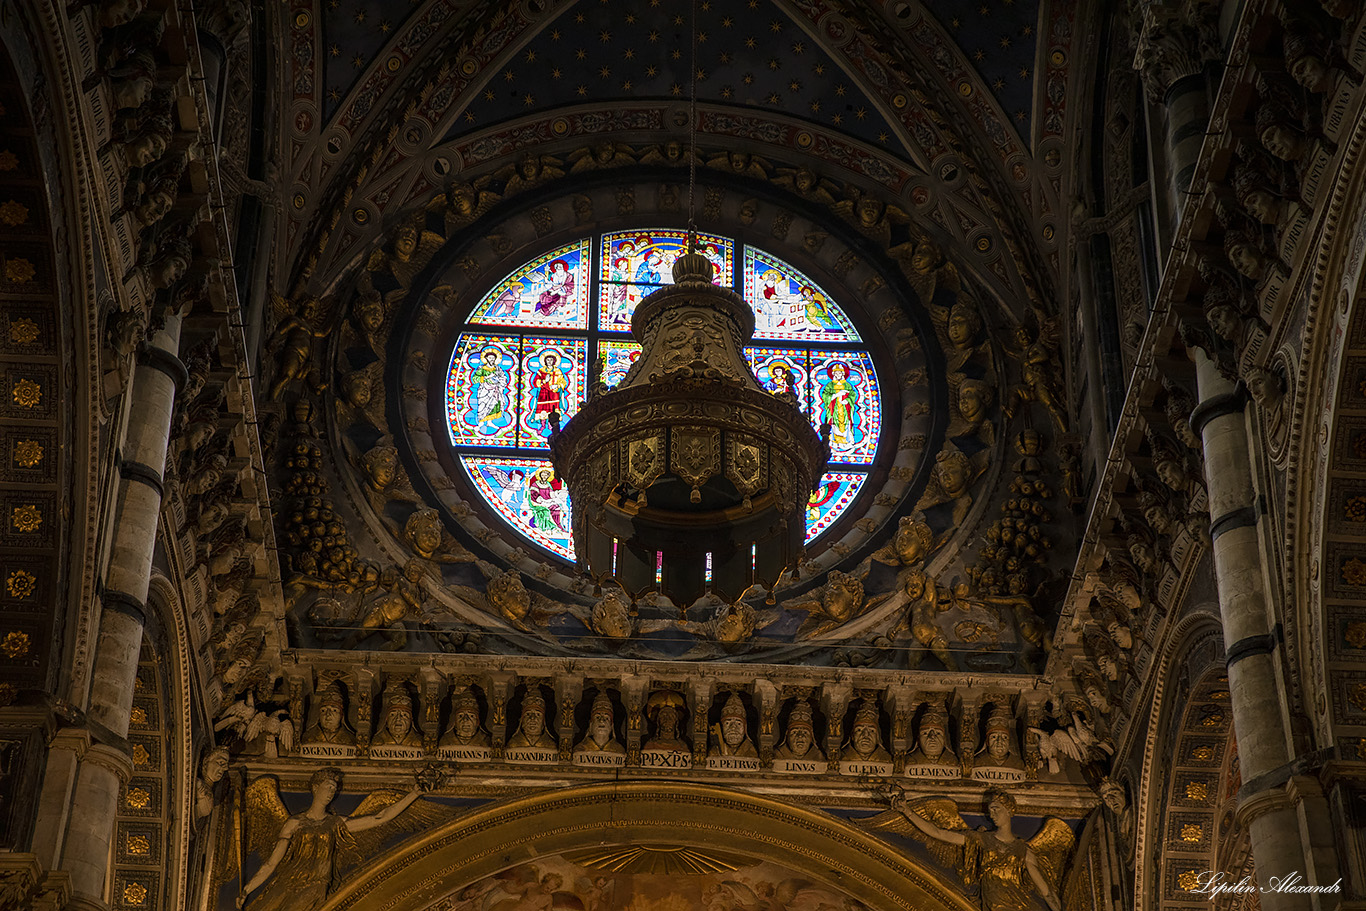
[971,766,1025,783]
[504,747,559,764]
[905,763,962,780]
[706,756,760,772]
[573,751,626,767]
[300,745,357,759]
[437,745,492,762]
[842,761,893,777]
[773,759,827,774]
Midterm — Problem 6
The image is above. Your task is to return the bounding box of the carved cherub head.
[488,570,530,623]
[360,444,399,492]
[934,450,972,498]
[404,508,443,560]
[822,571,864,623]
[893,516,934,566]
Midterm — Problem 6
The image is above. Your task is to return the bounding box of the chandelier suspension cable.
[686,0,699,251]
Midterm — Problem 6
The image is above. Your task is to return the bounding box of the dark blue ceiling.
[920,0,1040,132]
[437,0,904,151]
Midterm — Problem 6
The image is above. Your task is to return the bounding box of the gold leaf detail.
[130,705,148,726]
[0,150,16,171]
[1346,494,1366,522]
[126,786,151,809]
[14,439,41,467]
[132,743,150,766]
[1180,823,1203,842]
[1343,557,1366,586]
[1177,870,1201,891]
[4,258,35,283]
[1185,781,1208,801]
[1345,621,1366,650]
[10,504,41,533]
[123,881,148,905]
[0,200,27,226]
[7,317,38,345]
[1190,745,1213,761]
[1,630,29,658]
[126,832,150,855]
[5,569,36,599]
[11,378,41,408]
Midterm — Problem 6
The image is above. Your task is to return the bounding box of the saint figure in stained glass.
[799,285,839,333]
[527,349,571,435]
[536,259,576,317]
[820,360,860,448]
[768,361,798,397]
[470,348,512,433]
[527,468,568,533]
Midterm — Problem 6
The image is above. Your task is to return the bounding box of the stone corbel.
[553,676,583,761]
[352,668,378,757]
[686,678,714,764]
[820,680,853,771]
[752,678,778,766]
[885,685,914,774]
[485,671,516,759]
[418,667,446,754]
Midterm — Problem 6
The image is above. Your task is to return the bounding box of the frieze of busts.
[372,683,422,748]
[844,700,891,764]
[1222,226,1273,282]
[977,706,1021,770]
[1254,99,1310,162]
[441,688,490,750]
[774,699,825,764]
[138,231,192,290]
[574,691,626,757]
[710,693,758,758]
[643,692,689,762]
[303,682,355,746]
[1282,18,1339,94]
[506,689,556,751]
[907,702,957,771]
[1232,155,1290,227]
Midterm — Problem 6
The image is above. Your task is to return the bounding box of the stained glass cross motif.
[446,232,883,560]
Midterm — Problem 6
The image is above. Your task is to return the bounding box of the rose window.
[445,229,884,562]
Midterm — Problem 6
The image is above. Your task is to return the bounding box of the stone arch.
[321,781,976,911]
[1286,81,1366,755]
[1131,606,1223,910]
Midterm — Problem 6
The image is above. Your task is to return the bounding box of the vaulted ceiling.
[276,0,1089,310]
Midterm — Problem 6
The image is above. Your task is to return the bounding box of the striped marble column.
[1192,351,1335,908]
[59,313,184,902]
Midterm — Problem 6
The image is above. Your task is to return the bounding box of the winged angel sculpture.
[864,788,1073,911]
[226,768,454,910]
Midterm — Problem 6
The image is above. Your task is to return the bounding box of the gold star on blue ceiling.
[921,0,1039,134]
[441,0,905,155]
[321,0,420,119]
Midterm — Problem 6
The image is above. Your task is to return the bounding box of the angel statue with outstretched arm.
[233,767,449,910]
[864,786,1073,911]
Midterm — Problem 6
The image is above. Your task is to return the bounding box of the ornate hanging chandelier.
[550,250,827,605]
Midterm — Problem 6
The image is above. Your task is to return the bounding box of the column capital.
[1234,781,1294,828]
[1132,4,1221,102]
[48,726,92,757]
[80,742,135,784]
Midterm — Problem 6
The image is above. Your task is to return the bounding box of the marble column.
[1191,351,1333,908]
[1133,8,1216,229]
[59,315,184,903]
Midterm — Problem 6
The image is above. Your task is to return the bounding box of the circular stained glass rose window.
[445,229,884,562]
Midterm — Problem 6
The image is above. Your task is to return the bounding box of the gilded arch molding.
[321,781,977,911]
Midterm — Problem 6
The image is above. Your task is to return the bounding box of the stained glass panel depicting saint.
[469,239,590,330]
[446,334,521,447]
[807,472,868,542]
[598,229,732,331]
[519,338,586,448]
[599,339,642,389]
[744,347,810,413]
[743,249,860,341]
[810,351,880,464]
[462,456,575,560]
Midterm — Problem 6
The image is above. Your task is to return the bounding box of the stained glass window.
[445,231,883,561]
